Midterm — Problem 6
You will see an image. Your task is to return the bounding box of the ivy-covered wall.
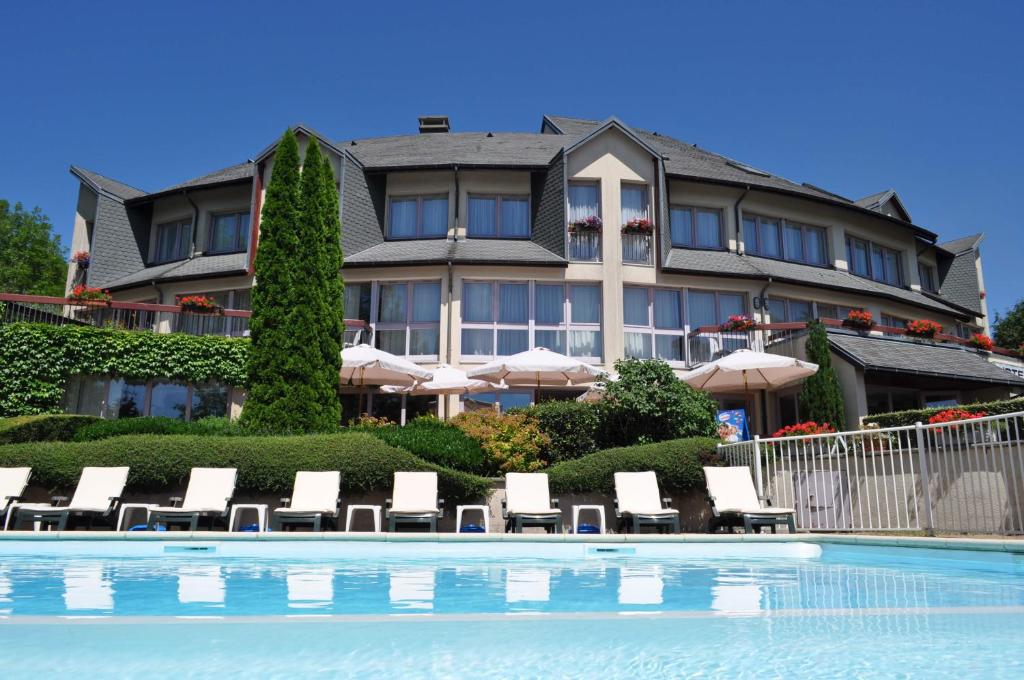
[0,323,249,417]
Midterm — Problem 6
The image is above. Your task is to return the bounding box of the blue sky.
[2,1,1021,319]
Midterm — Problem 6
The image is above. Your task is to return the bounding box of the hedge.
[547,437,722,495]
[0,414,100,444]
[357,418,491,476]
[72,416,247,442]
[515,400,600,463]
[0,323,249,417]
[865,397,1024,428]
[0,432,491,504]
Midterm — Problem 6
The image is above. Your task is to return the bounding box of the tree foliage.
[598,359,718,446]
[799,321,847,429]
[0,200,67,296]
[994,299,1024,351]
[243,130,343,433]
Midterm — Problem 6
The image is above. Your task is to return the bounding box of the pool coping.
[0,531,1021,554]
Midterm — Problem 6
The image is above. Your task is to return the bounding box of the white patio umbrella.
[466,347,606,387]
[682,349,818,392]
[340,344,433,387]
[380,364,504,419]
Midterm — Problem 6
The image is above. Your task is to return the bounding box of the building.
[61,115,1024,429]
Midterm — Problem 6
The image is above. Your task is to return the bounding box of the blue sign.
[717,409,749,442]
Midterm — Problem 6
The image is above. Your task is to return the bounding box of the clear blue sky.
[2,1,1021,319]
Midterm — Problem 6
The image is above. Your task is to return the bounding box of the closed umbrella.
[466,347,606,387]
[340,344,433,417]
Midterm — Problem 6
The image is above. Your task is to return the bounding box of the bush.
[356,416,491,475]
[72,416,245,442]
[0,414,100,444]
[515,400,601,463]
[598,359,718,447]
[0,432,491,504]
[450,411,550,473]
[799,321,846,430]
[866,397,1024,428]
[547,437,722,495]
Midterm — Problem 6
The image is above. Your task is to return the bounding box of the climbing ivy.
[0,323,248,417]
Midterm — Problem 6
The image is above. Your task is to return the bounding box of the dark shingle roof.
[136,162,254,201]
[344,239,565,268]
[69,166,146,201]
[828,331,1024,386]
[103,253,250,290]
[938,233,984,255]
[663,249,965,317]
[343,132,567,170]
[937,250,983,315]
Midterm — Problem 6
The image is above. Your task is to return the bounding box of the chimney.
[418,115,450,134]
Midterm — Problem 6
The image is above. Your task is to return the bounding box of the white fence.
[717,411,1024,535]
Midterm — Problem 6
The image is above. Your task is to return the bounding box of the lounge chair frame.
[502,473,562,534]
[704,466,796,534]
[0,467,31,531]
[613,471,680,534]
[614,498,680,534]
[9,467,127,531]
[272,472,343,532]
[147,468,237,531]
[385,500,445,532]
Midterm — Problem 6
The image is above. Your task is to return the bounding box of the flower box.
[621,218,653,235]
[177,295,222,315]
[904,319,942,339]
[968,333,994,351]
[568,216,602,232]
[772,421,836,439]
[71,250,91,269]
[842,309,875,330]
[68,285,111,306]
[719,315,756,332]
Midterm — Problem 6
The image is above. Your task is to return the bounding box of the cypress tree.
[242,128,303,432]
[316,148,344,423]
[799,321,847,430]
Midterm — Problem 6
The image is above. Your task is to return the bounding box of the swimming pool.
[1,536,1022,678]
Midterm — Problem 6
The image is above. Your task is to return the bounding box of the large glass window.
[468,195,529,238]
[208,211,250,254]
[374,281,441,358]
[744,213,826,265]
[623,287,686,363]
[568,182,600,224]
[149,381,189,419]
[388,195,448,239]
[461,390,534,414]
[670,206,723,249]
[344,283,372,323]
[767,297,814,323]
[687,290,745,328]
[154,219,192,263]
[918,262,937,292]
[65,376,230,421]
[191,383,229,420]
[461,281,602,360]
[620,184,649,225]
[846,237,903,285]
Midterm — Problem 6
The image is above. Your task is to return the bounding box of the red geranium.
[176,294,221,314]
[70,250,90,264]
[719,314,756,332]
[968,333,994,351]
[928,408,987,430]
[68,285,111,303]
[772,421,836,438]
[905,319,942,338]
[844,309,874,329]
[621,218,653,234]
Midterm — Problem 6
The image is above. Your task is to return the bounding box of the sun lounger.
[386,472,443,532]
[502,472,561,533]
[703,466,796,534]
[613,471,680,534]
[8,466,128,531]
[147,467,237,531]
[272,471,341,531]
[1,467,32,530]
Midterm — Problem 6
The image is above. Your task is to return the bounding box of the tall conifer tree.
[799,321,847,429]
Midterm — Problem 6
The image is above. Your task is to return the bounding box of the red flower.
[68,285,111,303]
[772,421,837,438]
[905,319,943,338]
[927,408,987,429]
[70,250,90,263]
[719,314,756,332]
[844,309,874,329]
[176,294,220,312]
[968,333,994,351]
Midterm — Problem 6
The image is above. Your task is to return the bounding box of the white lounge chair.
[1,467,32,530]
[8,466,128,531]
[272,471,341,531]
[613,471,680,534]
[703,466,796,534]
[386,472,443,532]
[147,468,237,531]
[502,472,561,533]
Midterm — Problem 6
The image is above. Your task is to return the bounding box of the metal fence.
[718,410,1024,535]
[620,233,652,265]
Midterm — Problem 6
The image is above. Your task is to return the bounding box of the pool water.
[1,541,1022,678]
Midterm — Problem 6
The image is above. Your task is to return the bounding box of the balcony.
[621,232,652,265]
[0,293,371,346]
[568,230,601,262]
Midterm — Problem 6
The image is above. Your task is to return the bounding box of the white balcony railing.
[621,232,652,264]
[569,230,601,262]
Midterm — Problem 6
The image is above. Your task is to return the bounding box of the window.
[623,287,686,363]
[461,390,534,413]
[568,182,600,224]
[670,206,723,249]
[918,262,937,292]
[881,313,909,337]
[846,237,903,286]
[467,195,530,238]
[374,281,442,358]
[388,195,448,239]
[154,218,192,263]
[64,375,229,421]
[687,290,745,329]
[149,381,189,419]
[620,184,649,225]
[767,298,813,323]
[208,211,250,254]
[460,281,602,360]
[744,214,827,265]
[344,283,372,323]
[815,303,856,321]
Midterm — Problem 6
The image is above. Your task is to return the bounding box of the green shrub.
[72,416,245,442]
[356,416,491,476]
[0,432,491,504]
[515,400,601,463]
[547,437,722,495]
[799,321,846,429]
[451,411,550,473]
[865,397,1024,429]
[0,414,100,444]
[598,359,718,447]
